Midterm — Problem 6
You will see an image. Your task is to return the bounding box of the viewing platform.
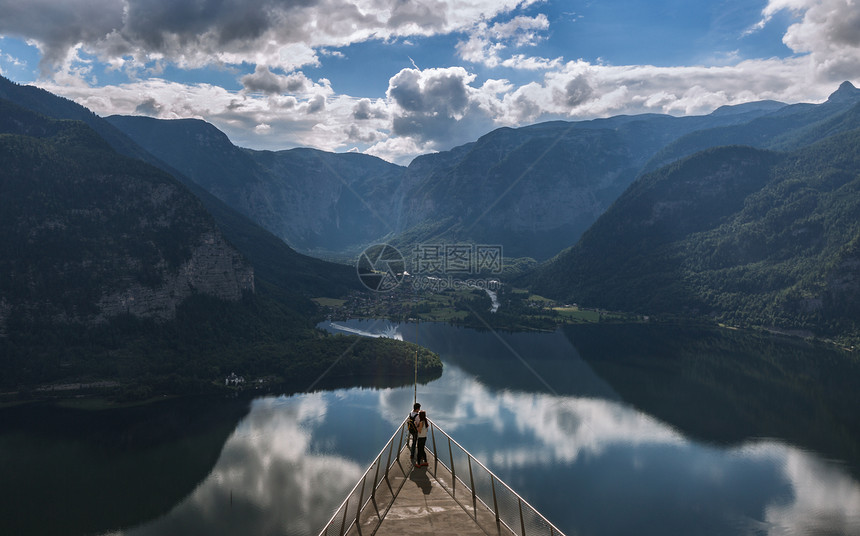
[371,447,501,536]
[318,419,565,536]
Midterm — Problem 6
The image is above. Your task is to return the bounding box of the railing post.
[339,497,349,536]
[354,467,367,535]
[430,422,438,475]
[491,475,501,534]
[448,437,456,497]
[519,497,526,536]
[370,455,382,518]
[394,423,406,474]
[468,456,477,518]
[383,432,396,494]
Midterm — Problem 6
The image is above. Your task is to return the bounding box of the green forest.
[529,130,860,344]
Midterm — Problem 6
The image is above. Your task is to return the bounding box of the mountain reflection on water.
[2,320,859,536]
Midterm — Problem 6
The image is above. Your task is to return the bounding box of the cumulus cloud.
[0,0,541,74]
[385,66,500,150]
[560,74,595,107]
[756,0,860,79]
[456,14,558,69]
[364,135,427,164]
[352,98,388,120]
[40,51,857,167]
[305,93,326,114]
[388,67,472,116]
[345,124,381,144]
[20,0,860,166]
[241,65,311,95]
[134,96,161,116]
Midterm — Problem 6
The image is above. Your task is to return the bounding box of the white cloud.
[456,14,559,70]
[38,51,856,167]
[122,395,366,536]
[365,135,427,164]
[345,123,381,144]
[384,66,500,155]
[0,0,542,74]
[352,98,388,120]
[1,52,26,68]
[492,13,551,46]
[305,93,326,114]
[756,0,860,79]
[240,65,312,95]
[18,0,860,166]
[500,53,563,71]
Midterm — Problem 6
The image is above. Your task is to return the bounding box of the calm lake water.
[2,320,860,536]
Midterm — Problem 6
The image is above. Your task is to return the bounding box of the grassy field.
[411,289,475,322]
[313,297,347,307]
[553,307,600,322]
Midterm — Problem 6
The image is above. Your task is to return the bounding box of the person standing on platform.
[408,402,421,463]
[415,410,429,467]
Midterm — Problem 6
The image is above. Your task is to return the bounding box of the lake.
[2,319,859,536]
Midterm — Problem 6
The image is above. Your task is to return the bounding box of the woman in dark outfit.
[415,410,429,467]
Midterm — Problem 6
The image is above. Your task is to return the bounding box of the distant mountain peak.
[710,100,786,117]
[827,81,860,103]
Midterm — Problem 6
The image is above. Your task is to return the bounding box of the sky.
[0,0,858,165]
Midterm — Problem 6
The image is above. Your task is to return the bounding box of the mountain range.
[0,75,358,299]
[528,85,860,341]
[3,73,860,380]
[101,79,860,342]
[0,75,440,394]
[103,83,860,269]
[103,100,789,261]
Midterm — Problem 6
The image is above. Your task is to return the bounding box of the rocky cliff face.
[97,232,254,321]
[0,100,254,331]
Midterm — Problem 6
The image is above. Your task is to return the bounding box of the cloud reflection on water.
[116,321,860,536]
[119,394,362,536]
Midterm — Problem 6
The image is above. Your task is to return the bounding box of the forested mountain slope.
[528,128,860,342]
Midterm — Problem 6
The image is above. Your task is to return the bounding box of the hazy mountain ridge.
[106,98,795,261]
[386,104,802,259]
[106,115,407,254]
[643,82,860,172]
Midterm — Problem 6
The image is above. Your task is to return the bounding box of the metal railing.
[317,417,567,536]
[317,419,410,536]
[424,418,566,536]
